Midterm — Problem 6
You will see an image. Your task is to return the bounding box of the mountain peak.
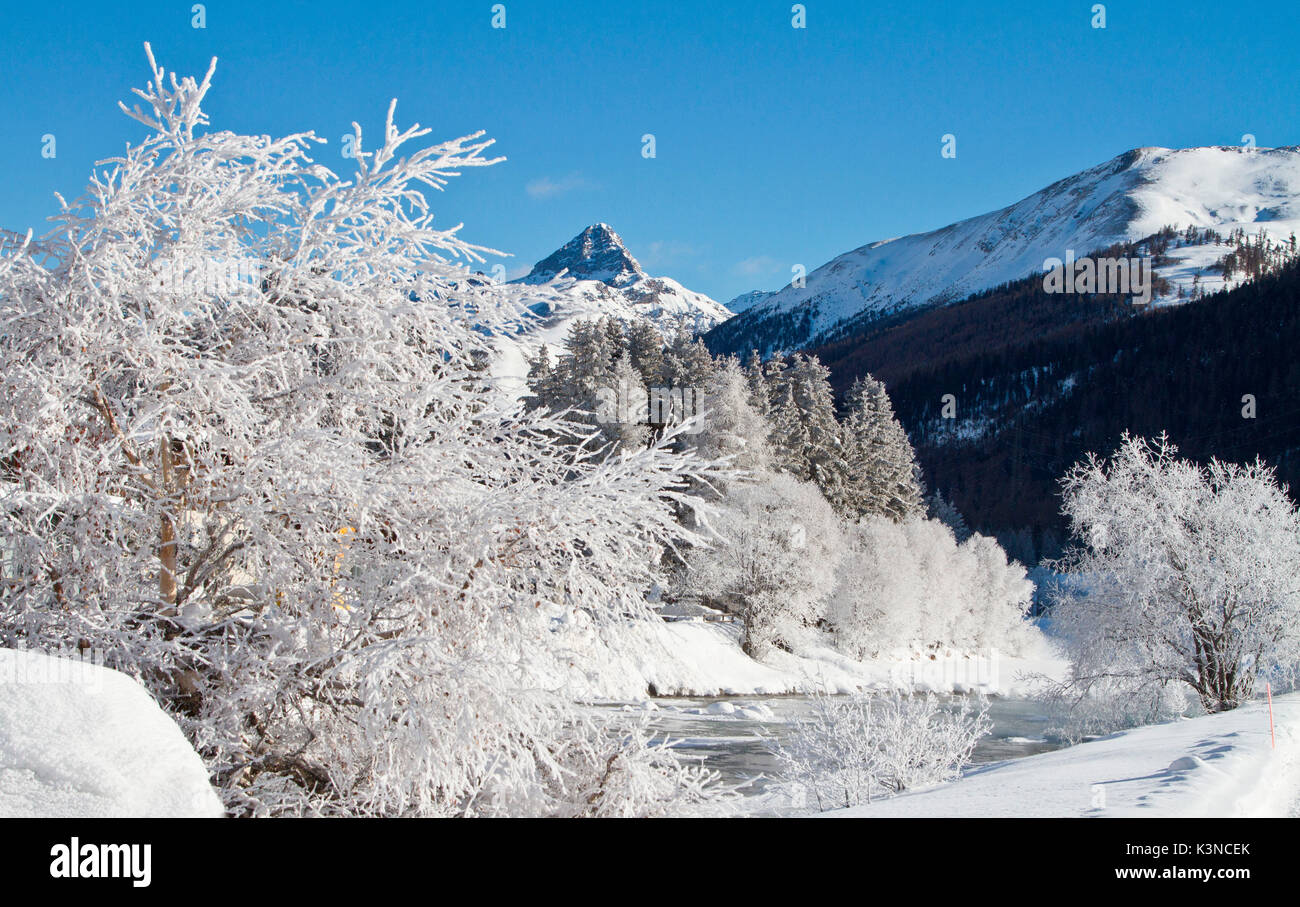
[520,223,645,286]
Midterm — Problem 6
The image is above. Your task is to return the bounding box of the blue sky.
[2,0,1298,303]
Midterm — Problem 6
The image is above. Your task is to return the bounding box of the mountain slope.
[724,290,773,313]
[857,258,1300,564]
[708,146,1300,356]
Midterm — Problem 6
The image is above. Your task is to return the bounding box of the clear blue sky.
[2,0,1298,303]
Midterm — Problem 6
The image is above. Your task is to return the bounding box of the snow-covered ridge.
[724,289,773,313]
[723,145,1300,353]
[476,223,733,393]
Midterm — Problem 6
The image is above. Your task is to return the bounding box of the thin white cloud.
[641,239,700,270]
[732,255,782,277]
[525,172,595,200]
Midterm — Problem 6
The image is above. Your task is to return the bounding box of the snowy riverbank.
[550,616,1067,701]
[828,692,1300,817]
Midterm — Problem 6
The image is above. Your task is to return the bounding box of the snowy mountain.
[478,223,732,393]
[724,290,773,313]
[711,146,1300,355]
[517,222,645,287]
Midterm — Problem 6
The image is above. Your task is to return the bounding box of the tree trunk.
[159,437,178,608]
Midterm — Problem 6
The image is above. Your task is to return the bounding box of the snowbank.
[0,648,225,818]
[553,617,1066,701]
[829,692,1300,817]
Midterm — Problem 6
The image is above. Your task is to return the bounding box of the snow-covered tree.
[789,356,849,501]
[761,353,804,474]
[553,319,618,417]
[927,488,971,542]
[662,329,716,390]
[1050,433,1300,716]
[837,374,923,520]
[524,342,557,409]
[679,472,842,656]
[600,352,651,448]
[685,355,772,480]
[742,349,770,420]
[830,515,1032,658]
[0,47,730,816]
[626,318,667,387]
[761,354,847,503]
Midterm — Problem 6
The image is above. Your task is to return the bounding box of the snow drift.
[0,648,224,818]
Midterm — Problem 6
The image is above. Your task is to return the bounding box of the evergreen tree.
[688,355,773,480]
[663,330,717,389]
[763,353,808,477]
[626,318,667,387]
[743,349,771,420]
[602,317,627,361]
[839,374,924,520]
[602,352,651,449]
[524,342,557,409]
[548,318,619,421]
[927,489,971,542]
[788,355,850,506]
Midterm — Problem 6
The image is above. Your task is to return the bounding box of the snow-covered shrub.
[546,717,735,817]
[1040,674,1191,744]
[1049,433,1300,718]
[0,47,731,816]
[773,690,990,811]
[679,471,843,656]
[831,515,1032,658]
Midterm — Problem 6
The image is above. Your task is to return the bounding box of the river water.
[640,695,1064,813]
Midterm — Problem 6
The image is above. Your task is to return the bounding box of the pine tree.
[839,374,924,520]
[602,352,650,449]
[663,330,716,390]
[626,318,667,387]
[688,355,773,479]
[602,317,627,360]
[927,489,971,542]
[548,318,620,421]
[743,350,770,419]
[787,355,850,506]
[524,342,557,409]
[763,352,811,478]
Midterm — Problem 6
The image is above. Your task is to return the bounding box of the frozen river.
[637,695,1065,813]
